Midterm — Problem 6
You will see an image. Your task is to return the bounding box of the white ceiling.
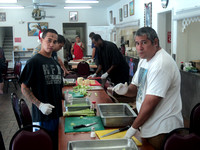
[0,0,121,9]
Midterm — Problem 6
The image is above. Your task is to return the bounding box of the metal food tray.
[97,103,137,127]
[68,139,138,150]
[63,78,76,86]
[66,98,91,111]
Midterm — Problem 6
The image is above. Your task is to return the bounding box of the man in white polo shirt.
[113,27,183,150]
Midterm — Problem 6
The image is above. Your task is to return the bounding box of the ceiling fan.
[28,0,56,20]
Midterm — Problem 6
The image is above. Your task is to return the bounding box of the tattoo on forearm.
[22,87,40,107]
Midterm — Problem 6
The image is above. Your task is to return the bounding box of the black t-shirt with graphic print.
[19,53,63,122]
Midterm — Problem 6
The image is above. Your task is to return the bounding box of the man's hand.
[124,126,137,139]
[72,55,75,58]
[88,73,97,78]
[101,72,108,79]
[39,103,55,115]
[112,82,128,95]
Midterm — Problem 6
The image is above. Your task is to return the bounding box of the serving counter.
[58,86,154,150]
[180,70,200,120]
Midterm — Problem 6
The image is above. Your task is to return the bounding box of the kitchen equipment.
[67,139,138,150]
[76,80,101,86]
[68,91,84,98]
[63,78,76,86]
[63,108,95,117]
[95,129,142,146]
[65,116,104,133]
[87,77,101,80]
[66,98,91,111]
[98,103,137,127]
[73,122,97,129]
[87,86,103,90]
[100,125,130,138]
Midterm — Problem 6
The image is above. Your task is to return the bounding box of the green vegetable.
[66,103,88,107]
[95,93,98,96]
[63,109,95,117]
[70,123,75,126]
[73,85,92,96]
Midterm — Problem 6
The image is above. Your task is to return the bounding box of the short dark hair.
[42,29,58,39]
[135,27,160,46]
[92,34,103,42]
[89,32,95,38]
[76,35,80,38]
[58,34,66,44]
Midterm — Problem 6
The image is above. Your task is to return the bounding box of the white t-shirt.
[132,49,184,138]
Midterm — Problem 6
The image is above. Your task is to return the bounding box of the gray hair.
[135,27,160,47]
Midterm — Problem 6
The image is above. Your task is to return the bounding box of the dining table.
[68,59,97,69]
[58,85,155,150]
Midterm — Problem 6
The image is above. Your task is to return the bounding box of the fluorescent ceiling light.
[0,0,17,3]
[64,6,92,9]
[65,0,98,4]
[0,6,24,9]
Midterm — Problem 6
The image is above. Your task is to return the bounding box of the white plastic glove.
[39,102,55,115]
[72,55,75,58]
[112,82,128,95]
[101,72,109,79]
[124,126,137,139]
[88,73,97,78]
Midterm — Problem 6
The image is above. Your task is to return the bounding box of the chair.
[190,103,200,136]
[9,125,53,150]
[4,61,22,93]
[11,93,22,129]
[77,61,90,78]
[0,131,6,150]
[19,99,32,128]
[11,93,32,129]
[163,128,200,150]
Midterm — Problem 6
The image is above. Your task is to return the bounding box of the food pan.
[68,139,138,150]
[63,78,76,86]
[97,103,137,127]
[66,98,91,111]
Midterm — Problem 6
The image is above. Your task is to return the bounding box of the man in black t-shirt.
[89,34,129,85]
[19,29,63,150]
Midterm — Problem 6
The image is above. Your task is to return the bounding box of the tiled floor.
[0,83,31,150]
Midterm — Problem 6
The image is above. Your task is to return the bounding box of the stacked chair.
[3,62,22,93]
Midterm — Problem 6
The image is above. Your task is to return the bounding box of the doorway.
[0,27,14,68]
[157,11,172,55]
[62,23,87,60]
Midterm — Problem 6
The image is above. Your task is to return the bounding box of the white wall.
[107,0,144,26]
[107,0,200,55]
[0,7,108,50]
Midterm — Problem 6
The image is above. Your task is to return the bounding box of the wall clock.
[161,0,169,8]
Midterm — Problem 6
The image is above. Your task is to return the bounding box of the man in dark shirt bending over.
[89,34,129,85]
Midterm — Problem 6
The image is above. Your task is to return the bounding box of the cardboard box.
[191,60,200,70]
